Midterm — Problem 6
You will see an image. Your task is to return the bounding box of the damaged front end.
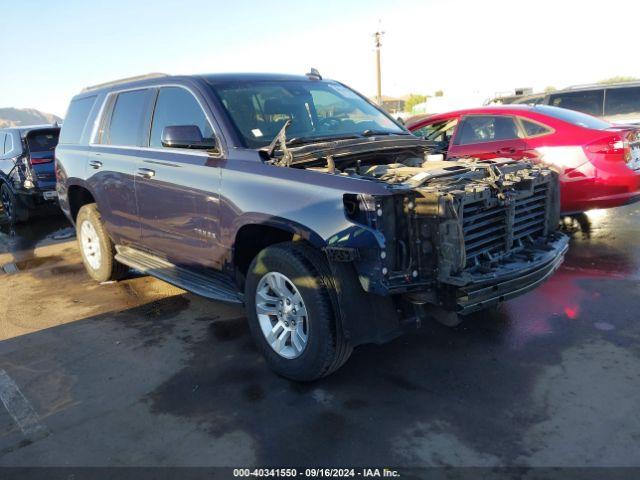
[339,157,569,317]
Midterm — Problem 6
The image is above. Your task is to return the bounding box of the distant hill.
[0,108,62,128]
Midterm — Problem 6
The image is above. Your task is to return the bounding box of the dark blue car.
[55,72,568,380]
[0,125,60,223]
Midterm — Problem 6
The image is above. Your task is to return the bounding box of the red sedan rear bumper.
[560,165,640,213]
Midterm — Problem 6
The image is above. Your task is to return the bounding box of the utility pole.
[374,30,384,105]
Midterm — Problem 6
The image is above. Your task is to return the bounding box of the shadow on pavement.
[0,211,73,259]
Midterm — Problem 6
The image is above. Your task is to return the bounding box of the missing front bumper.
[404,234,569,315]
[453,234,569,314]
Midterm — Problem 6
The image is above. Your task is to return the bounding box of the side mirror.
[161,125,216,149]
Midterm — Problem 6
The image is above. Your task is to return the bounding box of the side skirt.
[115,245,243,304]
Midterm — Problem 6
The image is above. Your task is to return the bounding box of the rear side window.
[106,90,148,146]
[27,131,59,153]
[549,90,604,117]
[519,118,552,137]
[59,96,97,144]
[455,115,520,145]
[149,87,214,149]
[0,133,5,155]
[604,86,640,119]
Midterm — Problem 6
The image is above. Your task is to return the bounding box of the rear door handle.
[137,167,156,179]
[89,160,103,169]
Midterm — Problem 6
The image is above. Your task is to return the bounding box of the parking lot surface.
[0,206,639,467]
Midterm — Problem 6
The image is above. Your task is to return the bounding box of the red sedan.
[407,105,640,213]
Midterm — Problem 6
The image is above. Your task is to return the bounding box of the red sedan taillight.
[584,134,631,163]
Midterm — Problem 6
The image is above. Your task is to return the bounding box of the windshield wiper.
[287,134,362,146]
[264,120,294,166]
[361,129,411,137]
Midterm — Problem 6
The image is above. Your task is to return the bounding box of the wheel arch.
[232,216,326,277]
[66,184,97,223]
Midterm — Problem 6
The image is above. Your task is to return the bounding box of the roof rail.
[82,73,169,92]
[567,80,640,90]
[566,82,604,90]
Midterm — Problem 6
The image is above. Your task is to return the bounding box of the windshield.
[209,80,405,148]
[533,105,611,130]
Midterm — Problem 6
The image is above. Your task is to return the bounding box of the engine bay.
[304,147,540,193]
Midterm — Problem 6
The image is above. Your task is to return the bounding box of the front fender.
[231,212,327,248]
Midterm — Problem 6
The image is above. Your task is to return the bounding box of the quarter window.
[455,116,520,145]
[106,90,148,146]
[59,96,97,144]
[520,119,552,137]
[549,90,604,117]
[150,87,214,149]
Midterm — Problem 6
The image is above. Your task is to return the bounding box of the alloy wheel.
[255,271,309,359]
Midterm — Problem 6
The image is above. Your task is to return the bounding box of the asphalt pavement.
[0,205,638,467]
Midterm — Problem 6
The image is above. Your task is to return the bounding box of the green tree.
[598,76,639,84]
[434,90,444,97]
[405,94,428,112]
[544,86,557,93]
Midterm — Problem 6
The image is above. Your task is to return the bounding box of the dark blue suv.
[0,125,60,223]
[55,72,568,380]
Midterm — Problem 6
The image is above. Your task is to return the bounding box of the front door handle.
[137,167,156,179]
[498,147,517,154]
[89,160,103,169]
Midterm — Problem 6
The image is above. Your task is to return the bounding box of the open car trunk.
[24,128,59,190]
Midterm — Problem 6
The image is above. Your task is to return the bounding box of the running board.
[115,245,243,304]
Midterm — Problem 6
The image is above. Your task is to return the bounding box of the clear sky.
[1,0,639,117]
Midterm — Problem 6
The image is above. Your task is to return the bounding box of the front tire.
[76,204,128,282]
[1,183,29,224]
[245,242,352,381]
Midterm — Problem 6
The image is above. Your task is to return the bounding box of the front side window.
[150,87,214,149]
[454,115,520,145]
[412,119,458,142]
[604,86,640,120]
[59,95,96,144]
[210,80,404,148]
[549,90,604,117]
[106,90,148,146]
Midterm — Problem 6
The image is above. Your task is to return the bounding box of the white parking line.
[0,369,49,438]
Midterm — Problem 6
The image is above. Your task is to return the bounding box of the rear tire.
[76,204,128,282]
[1,183,29,224]
[245,242,352,381]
